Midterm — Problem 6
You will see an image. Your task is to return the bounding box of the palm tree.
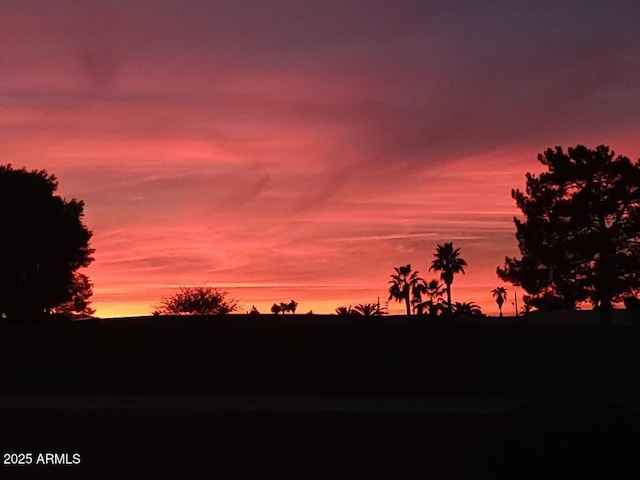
[452,301,483,317]
[429,243,467,316]
[388,264,425,316]
[411,281,428,315]
[335,306,354,316]
[425,279,445,301]
[353,303,379,317]
[419,279,446,317]
[491,287,507,317]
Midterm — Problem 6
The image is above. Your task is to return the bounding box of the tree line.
[1,145,639,323]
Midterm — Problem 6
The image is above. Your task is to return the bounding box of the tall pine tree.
[497,145,640,323]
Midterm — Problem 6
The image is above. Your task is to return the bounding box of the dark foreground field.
[1,314,640,478]
[4,404,640,479]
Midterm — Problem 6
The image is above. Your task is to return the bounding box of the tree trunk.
[600,299,612,325]
[446,283,452,316]
[596,215,613,325]
[405,294,411,316]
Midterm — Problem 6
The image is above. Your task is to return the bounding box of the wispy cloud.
[2,1,639,315]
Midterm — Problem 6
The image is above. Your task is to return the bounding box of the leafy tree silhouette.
[248,305,260,316]
[154,287,237,315]
[51,272,95,318]
[0,165,94,321]
[497,145,640,324]
[388,264,425,316]
[272,300,298,314]
[492,287,507,317]
[429,243,467,316]
[521,295,533,315]
[286,300,298,314]
[623,295,640,310]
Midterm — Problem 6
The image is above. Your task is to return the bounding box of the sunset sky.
[2,0,640,317]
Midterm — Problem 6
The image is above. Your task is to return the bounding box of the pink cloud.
[1,1,639,316]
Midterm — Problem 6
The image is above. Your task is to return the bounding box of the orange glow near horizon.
[79,137,640,318]
[92,283,529,319]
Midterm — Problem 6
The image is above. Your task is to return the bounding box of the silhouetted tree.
[271,303,282,315]
[388,264,425,316]
[521,295,533,315]
[0,165,94,321]
[417,279,446,317]
[491,287,507,317]
[335,306,354,316]
[525,291,575,311]
[154,287,237,315]
[452,301,483,317]
[286,300,298,314]
[353,303,381,316]
[623,296,640,310]
[429,243,467,316]
[248,305,260,316]
[51,272,95,318]
[410,280,429,315]
[272,300,298,314]
[497,145,640,324]
[623,287,640,311]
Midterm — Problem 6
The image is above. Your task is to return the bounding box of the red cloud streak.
[2,1,640,316]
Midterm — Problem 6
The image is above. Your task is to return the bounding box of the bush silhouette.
[154,287,237,315]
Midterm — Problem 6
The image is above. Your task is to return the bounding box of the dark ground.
[1,315,639,478]
[3,404,640,480]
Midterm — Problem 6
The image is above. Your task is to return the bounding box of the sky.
[2,0,640,317]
